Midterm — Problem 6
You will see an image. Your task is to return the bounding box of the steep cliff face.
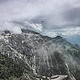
[0,29,80,80]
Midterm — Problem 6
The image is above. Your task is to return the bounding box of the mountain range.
[0,29,80,80]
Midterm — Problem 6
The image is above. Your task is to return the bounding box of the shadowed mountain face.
[0,29,80,80]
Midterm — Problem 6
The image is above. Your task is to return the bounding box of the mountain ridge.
[0,29,80,80]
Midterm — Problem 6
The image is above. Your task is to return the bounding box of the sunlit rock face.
[0,29,80,80]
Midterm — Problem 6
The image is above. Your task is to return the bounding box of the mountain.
[74,44,80,51]
[62,34,80,45]
[0,29,80,80]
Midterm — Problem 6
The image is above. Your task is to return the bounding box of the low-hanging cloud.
[0,0,80,36]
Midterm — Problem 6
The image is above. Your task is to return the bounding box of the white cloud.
[61,27,80,36]
[43,30,58,37]
[34,24,43,31]
[0,21,22,34]
[12,27,22,34]
[0,0,80,35]
[24,21,43,31]
[43,27,80,37]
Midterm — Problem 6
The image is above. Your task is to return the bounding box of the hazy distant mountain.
[74,44,80,51]
[63,34,80,45]
[0,29,80,80]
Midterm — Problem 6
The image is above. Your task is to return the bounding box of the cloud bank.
[0,0,80,37]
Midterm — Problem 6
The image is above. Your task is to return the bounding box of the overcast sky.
[0,0,80,44]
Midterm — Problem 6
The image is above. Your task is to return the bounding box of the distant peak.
[55,36,62,39]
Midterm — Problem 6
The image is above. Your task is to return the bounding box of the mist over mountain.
[0,0,80,80]
[0,0,80,44]
[0,29,80,80]
[61,34,80,45]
